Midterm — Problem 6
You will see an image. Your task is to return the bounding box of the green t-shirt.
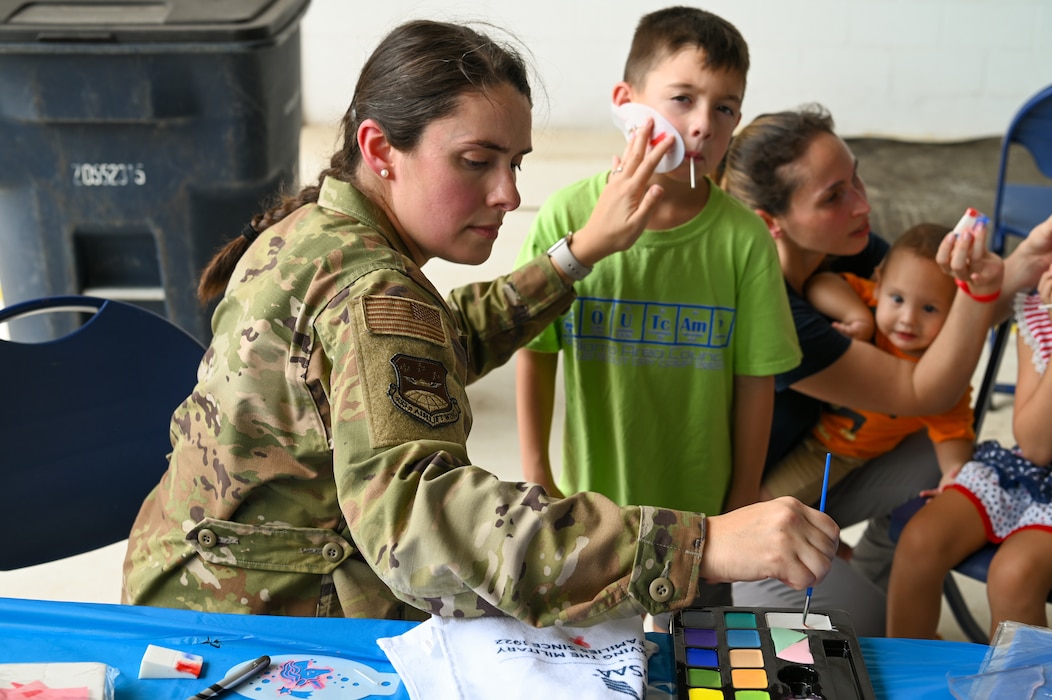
[517,173,801,515]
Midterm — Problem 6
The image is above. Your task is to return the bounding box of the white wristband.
[546,232,592,281]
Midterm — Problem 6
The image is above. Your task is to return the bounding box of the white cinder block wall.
[300,0,1052,140]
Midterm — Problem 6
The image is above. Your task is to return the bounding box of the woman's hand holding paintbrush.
[698,496,839,591]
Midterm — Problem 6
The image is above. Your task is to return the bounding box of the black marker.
[188,655,270,700]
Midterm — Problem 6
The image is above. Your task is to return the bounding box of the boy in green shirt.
[516,6,800,582]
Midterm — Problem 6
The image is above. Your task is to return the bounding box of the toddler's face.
[873,251,957,357]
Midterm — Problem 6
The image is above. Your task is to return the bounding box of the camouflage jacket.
[122,177,709,625]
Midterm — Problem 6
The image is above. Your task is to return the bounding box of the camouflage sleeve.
[446,252,573,382]
[320,268,708,627]
[384,463,710,626]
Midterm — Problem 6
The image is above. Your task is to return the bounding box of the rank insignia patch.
[387,353,461,427]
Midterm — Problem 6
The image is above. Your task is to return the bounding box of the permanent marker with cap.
[187,655,270,700]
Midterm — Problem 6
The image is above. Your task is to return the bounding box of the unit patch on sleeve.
[387,353,461,427]
[363,295,446,345]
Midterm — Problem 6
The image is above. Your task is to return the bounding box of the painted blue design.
[233,654,400,699]
[279,659,333,690]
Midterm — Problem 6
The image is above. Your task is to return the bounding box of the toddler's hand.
[919,468,960,500]
[831,319,874,342]
[1037,264,1052,308]
[1019,215,1052,278]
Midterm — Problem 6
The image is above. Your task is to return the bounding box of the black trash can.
[0,0,309,342]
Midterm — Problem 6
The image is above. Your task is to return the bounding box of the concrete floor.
[0,125,1037,642]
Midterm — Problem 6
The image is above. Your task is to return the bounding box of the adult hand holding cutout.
[565,118,673,268]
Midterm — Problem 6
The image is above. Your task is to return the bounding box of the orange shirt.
[812,274,975,460]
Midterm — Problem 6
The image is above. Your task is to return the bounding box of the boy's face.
[873,251,956,357]
[615,46,744,185]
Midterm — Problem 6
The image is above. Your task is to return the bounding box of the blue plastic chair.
[0,296,205,570]
[972,83,1052,434]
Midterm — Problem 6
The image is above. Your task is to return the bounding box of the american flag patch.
[363,295,446,345]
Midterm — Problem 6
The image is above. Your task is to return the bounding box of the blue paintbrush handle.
[803,453,833,620]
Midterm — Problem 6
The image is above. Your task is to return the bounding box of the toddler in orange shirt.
[762,222,976,506]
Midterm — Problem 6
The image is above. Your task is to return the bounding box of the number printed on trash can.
[72,163,147,187]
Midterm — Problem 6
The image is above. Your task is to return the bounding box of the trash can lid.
[0,0,310,43]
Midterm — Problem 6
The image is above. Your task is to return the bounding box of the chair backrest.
[973,84,1052,433]
[0,296,205,570]
[991,83,1052,253]
[1006,85,1052,176]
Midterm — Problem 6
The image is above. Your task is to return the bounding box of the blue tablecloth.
[0,597,987,699]
[859,637,987,699]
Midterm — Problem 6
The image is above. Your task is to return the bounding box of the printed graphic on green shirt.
[564,296,732,371]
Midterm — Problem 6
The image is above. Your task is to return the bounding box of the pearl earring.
[380,168,390,178]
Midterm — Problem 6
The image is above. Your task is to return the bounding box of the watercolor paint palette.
[672,606,875,699]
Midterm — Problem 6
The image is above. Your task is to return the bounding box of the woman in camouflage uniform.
[122,18,839,623]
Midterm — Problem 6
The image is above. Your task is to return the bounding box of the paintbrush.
[802,452,832,626]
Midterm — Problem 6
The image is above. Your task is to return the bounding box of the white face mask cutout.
[610,102,686,176]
